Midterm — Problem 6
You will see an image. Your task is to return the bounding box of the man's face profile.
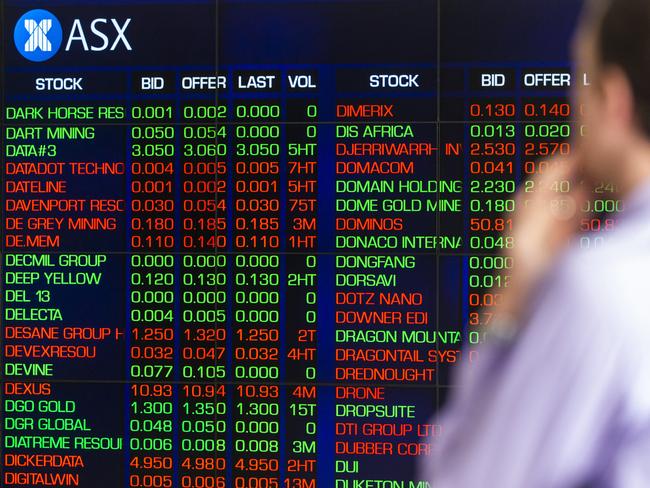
[572,2,639,188]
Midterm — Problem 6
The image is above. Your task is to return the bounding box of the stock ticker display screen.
[1,0,585,487]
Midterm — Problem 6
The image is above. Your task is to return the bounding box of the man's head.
[573,0,650,188]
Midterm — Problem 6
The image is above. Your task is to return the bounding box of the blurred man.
[421,0,650,486]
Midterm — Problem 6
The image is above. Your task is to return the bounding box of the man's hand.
[496,155,591,320]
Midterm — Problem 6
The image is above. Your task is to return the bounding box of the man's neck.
[613,142,650,198]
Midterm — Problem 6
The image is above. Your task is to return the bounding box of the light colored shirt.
[421,179,650,487]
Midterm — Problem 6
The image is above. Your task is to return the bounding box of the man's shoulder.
[548,229,650,343]
[560,225,650,295]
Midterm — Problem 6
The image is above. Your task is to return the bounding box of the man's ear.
[600,66,636,132]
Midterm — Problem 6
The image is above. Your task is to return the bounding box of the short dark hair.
[590,0,650,135]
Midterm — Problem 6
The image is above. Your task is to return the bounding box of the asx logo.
[14,9,132,62]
